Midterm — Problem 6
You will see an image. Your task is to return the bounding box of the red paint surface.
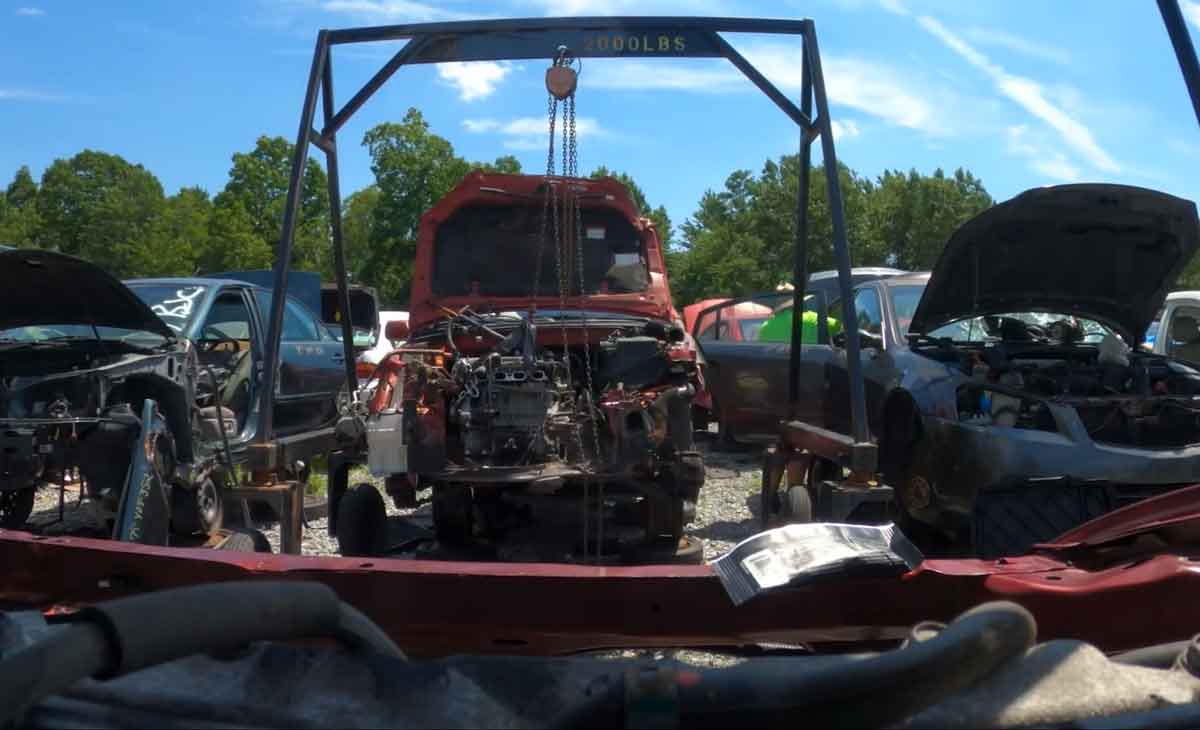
[3,528,1199,657]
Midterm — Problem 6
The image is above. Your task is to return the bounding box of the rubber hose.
[1110,639,1192,669]
[0,622,110,724]
[676,600,1037,728]
[337,602,405,659]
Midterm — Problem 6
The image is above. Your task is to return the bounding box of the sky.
[3,0,1200,234]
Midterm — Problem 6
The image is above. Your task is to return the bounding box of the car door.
[195,285,259,437]
[254,290,347,436]
[823,285,895,438]
[693,291,832,441]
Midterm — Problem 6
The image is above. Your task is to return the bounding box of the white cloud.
[462,115,610,150]
[1006,124,1081,182]
[916,15,1120,173]
[1183,0,1200,31]
[319,0,469,22]
[15,6,44,15]
[462,118,501,133]
[877,0,909,16]
[587,59,744,93]
[0,88,62,101]
[963,27,1070,66]
[436,62,514,102]
[584,48,946,134]
[831,119,862,140]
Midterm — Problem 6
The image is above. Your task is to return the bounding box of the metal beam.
[256,31,329,448]
[804,23,870,446]
[713,33,813,130]
[328,15,811,45]
[787,45,814,414]
[323,57,360,395]
[323,37,431,137]
[1159,0,1200,129]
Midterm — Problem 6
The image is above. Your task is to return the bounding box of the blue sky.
[3,0,1200,235]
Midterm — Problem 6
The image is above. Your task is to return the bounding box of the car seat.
[1171,314,1200,363]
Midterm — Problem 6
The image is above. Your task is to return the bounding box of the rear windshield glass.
[128,283,207,333]
[432,203,650,297]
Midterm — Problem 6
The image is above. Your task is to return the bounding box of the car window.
[201,291,252,342]
[255,291,326,342]
[1167,305,1200,356]
[853,288,883,335]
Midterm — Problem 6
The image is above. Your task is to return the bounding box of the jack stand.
[226,470,305,554]
[825,469,894,524]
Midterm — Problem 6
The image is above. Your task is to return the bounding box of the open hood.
[908,184,1199,344]
[0,249,175,338]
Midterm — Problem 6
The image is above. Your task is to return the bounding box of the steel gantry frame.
[256,15,871,473]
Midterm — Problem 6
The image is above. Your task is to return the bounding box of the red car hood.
[408,172,678,334]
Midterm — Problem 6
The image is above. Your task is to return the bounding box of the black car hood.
[908,184,1199,344]
[0,249,175,338]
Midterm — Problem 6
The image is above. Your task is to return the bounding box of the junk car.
[711,184,1200,556]
[338,172,705,562]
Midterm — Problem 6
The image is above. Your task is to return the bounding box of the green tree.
[337,185,381,283]
[201,198,273,272]
[478,155,522,174]
[0,166,41,246]
[361,108,472,306]
[864,167,992,270]
[590,166,673,246]
[668,157,992,306]
[213,135,330,273]
[136,186,211,276]
[37,150,166,276]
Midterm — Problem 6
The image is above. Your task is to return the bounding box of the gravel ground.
[28,431,766,562]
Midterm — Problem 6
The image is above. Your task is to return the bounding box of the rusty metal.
[4,528,1200,657]
[226,477,305,554]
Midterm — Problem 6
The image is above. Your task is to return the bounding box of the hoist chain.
[535,47,605,561]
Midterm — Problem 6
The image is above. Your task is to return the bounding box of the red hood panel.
[409,172,678,333]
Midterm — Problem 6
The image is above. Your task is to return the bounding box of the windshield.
[0,323,168,346]
[432,203,650,298]
[128,284,207,334]
[890,285,1115,342]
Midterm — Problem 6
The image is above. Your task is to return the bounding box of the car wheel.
[217,527,273,553]
[171,477,224,537]
[335,482,388,557]
[0,487,35,529]
[433,484,474,545]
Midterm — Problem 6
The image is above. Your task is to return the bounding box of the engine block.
[451,354,563,461]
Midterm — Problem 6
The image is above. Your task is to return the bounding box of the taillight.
[356,361,377,380]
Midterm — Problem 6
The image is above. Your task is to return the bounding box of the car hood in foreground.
[907,184,1199,344]
[0,249,175,338]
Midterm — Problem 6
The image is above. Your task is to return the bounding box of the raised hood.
[908,184,1199,344]
[0,249,175,338]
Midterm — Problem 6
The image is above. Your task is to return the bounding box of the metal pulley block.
[545,46,578,100]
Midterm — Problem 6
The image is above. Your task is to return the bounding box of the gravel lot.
[29,432,766,562]
[27,434,765,666]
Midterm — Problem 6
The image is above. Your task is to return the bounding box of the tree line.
[0,106,1011,309]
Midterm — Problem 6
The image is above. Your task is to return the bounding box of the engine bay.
[925,329,1200,447]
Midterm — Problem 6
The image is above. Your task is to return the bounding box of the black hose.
[0,581,403,725]
[1111,640,1192,668]
[675,600,1036,728]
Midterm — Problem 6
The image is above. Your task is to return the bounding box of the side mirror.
[385,320,410,342]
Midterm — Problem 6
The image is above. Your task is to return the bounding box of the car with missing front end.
[0,249,213,538]
[332,172,705,563]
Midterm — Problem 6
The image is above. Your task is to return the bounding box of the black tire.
[781,485,814,524]
[626,535,705,565]
[171,478,224,537]
[335,482,388,557]
[217,527,273,553]
[433,484,474,544]
[0,487,35,529]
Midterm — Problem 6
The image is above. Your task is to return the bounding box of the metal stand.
[226,477,305,554]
